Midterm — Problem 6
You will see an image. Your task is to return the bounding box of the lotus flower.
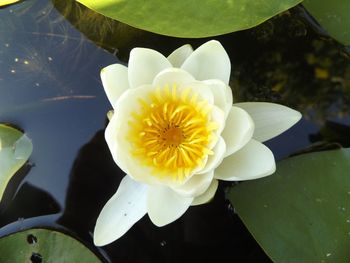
[94,40,301,246]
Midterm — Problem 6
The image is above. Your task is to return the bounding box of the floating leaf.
[0,228,101,262]
[227,148,350,263]
[303,0,350,45]
[76,0,302,38]
[0,124,32,201]
[0,0,19,7]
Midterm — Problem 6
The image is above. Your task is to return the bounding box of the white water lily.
[94,40,301,246]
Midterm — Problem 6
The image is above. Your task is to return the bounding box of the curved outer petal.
[203,79,233,119]
[234,102,302,142]
[214,139,276,181]
[105,85,163,185]
[171,170,214,197]
[199,137,226,174]
[152,68,195,88]
[221,106,254,157]
[147,186,193,226]
[181,40,231,85]
[128,47,172,89]
[191,179,219,206]
[105,111,130,175]
[94,176,148,246]
[167,44,193,67]
[101,64,130,107]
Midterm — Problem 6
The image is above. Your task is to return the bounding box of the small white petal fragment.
[128,48,171,89]
[181,40,231,84]
[167,44,193,67]
[192,179,219,206]
[214,139,276,181]
[100,64,129,107]
[147,186,193,226]
[172,170,214,197]
[94,176,148,246]
[235,102,302,142]
[221,106,254,157]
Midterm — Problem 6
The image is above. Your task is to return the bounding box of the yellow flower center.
[127,84,218,182]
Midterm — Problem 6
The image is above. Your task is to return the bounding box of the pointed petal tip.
[181,40,230,84]
[215,139,276,181]
[234,102,302,142]
[93,228,110,247]
[167,44,193,67]
[147,186,193,227]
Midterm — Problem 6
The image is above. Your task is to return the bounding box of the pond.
[0,0,349,262]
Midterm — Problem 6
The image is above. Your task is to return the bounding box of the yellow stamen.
[127,83,218,182]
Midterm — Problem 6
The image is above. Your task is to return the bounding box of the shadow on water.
[0,0,350,262]
[55,126,270,262]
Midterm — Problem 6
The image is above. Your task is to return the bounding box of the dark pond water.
[0,0,350,262]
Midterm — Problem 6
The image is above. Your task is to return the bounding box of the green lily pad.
[0,124,33,201]
[303,0,350,45]
[227,148,350,263]
[0,228,101,262]
[76,0,302,38]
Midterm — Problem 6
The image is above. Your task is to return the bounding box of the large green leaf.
[0,228,101,262]
[0,124,32,201]
[76,0,302,38]
[303,0,350,45]
[227,148,350,263]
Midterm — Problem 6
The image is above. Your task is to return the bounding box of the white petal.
[234,102,302,142]
[203,79,232,118]
[94,176,148,246]
[183,80,215,105]
[221,106,254,157]
[210,105,226,138]
[199,137,226,174]
[167,44,193,67]
[214,139,276,181]
[191,179,218,206]
[181,40,231,84]
[147,186,193,226]
[172,170,214,197]
[105,85,164,185]
[128,48,172,89]
[105,112,129,175]
[153,68,195,88]
[101,64,130,107]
